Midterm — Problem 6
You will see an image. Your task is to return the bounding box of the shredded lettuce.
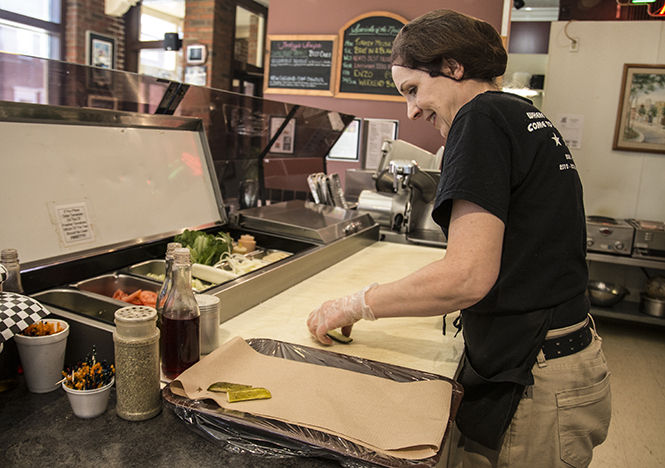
[174,229,233,266]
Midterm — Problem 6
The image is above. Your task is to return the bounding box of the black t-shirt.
[431,91,589,448]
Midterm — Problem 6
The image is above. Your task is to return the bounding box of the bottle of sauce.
[1,248,24,294]
[160,247,200,379]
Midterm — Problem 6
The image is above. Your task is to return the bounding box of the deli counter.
[0,53,459,468]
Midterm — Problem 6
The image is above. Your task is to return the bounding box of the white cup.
[15,319,69,393]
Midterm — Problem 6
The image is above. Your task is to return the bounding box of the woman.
[306,9,611,468]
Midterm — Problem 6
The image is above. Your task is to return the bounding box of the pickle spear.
[326,329,353,344]
[207,382,253,393]
[227,387,272,403]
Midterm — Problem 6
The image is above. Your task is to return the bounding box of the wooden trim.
[264,34,338,96]
[335,11,408,101]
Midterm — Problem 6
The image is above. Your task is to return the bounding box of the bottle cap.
[114,306,157,339]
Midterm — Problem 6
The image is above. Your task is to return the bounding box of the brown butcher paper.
[171,336,452,459]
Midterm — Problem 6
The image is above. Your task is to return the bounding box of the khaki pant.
[447,324,611,468]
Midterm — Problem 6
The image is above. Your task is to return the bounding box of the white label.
[55,202,94,245]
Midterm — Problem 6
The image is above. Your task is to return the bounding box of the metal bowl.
[587,280,629,307]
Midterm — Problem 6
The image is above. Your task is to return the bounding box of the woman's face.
[391,65,459,143]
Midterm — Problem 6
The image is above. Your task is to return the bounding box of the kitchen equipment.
[627,219,665,261]
[587,280,629,307]
[640,294,665,318]
[585,216,634,256]
[354,140,445,247]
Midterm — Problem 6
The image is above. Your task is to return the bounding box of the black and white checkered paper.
[0,292,50,343]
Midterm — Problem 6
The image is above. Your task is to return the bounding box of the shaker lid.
[114,306,157,339]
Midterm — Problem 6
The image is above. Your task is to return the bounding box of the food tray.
[74,273,160,296]
[163,338,463,468]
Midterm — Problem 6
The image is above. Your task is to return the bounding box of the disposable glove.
[307,283,378,345]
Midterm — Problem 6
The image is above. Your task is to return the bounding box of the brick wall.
[65,0,125,69]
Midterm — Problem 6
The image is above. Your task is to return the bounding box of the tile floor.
[589,317,665,468]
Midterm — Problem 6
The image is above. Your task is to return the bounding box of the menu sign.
[337,12,407,100]
[265,35,337,96]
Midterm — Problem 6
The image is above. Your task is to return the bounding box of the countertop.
[0,241,463,467]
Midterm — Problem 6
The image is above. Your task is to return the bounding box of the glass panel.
[140,11,182,41]
[0,0,60,23]
[234,6,265,68]
[139,48,182,81]
[0,19,59,59]
[0,52,355,211]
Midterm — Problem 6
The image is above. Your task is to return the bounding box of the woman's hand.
[307,283,377,345]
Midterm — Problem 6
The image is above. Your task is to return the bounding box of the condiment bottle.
[156,242,181,338]
[160,247,200,379]
[113,305,161,421]
[1,248,24,294]
[195,294,220,355]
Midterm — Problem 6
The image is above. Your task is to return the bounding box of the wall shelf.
[587,251,665,328]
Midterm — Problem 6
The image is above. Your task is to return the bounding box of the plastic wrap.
[163,338,463,467]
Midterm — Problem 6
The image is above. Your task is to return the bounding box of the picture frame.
[86,31,116,69]
[268,116,296,154]
[86,95,118,110]
[327,118,361,160]
[613,64,665,154]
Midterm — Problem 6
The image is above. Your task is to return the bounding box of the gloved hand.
[307,283,378,345]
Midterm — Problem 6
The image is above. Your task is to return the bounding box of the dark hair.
[391,9,507,82]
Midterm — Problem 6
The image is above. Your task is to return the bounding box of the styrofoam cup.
[62,377,114,418]
[14,319,69,393]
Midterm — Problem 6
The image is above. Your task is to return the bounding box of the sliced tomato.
[139,290,157,308]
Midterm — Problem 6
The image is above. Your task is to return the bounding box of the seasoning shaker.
[195,294,220,354]
[113,305,161,421]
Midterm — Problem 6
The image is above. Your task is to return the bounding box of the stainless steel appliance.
[585,216,634,256]
[628,219,665,260]
[352,140,446,247]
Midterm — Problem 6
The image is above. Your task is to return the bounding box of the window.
[138,1,184,81]
[0,0,62,60]
[234,6,265,68]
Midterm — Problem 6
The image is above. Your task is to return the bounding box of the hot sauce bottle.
[160,247,200,379]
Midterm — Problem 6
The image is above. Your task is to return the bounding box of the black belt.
[542,322,592,360]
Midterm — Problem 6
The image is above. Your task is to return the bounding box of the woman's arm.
[306,199,504,344]
[367,199,504,318]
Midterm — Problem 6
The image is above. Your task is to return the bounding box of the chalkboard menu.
[337,12,407,101]
[264,35,337,96]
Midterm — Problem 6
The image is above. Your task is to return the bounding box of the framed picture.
[613,64,665,154]
[269,117,296,154]
[86,31,116,69]
[327,118,361,160]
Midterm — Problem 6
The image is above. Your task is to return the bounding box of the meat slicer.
[355,140,446,247]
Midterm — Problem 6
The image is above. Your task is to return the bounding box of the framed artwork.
[613,64,665,154]
[327,118,361,160]
[86,31,116,69]
[269,117,296,154]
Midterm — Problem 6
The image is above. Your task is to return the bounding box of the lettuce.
[174,229,233,266]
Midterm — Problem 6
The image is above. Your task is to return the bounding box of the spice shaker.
[195,294,220,354]
[113,306,161,421]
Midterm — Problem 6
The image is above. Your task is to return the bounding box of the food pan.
[74,273,161,298]
[32,288,124,325]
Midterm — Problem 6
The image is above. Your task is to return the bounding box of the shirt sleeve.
[431,109,512,233]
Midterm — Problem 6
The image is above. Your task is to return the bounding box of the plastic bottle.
[114,305,161,421]
[160,248,200,379]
